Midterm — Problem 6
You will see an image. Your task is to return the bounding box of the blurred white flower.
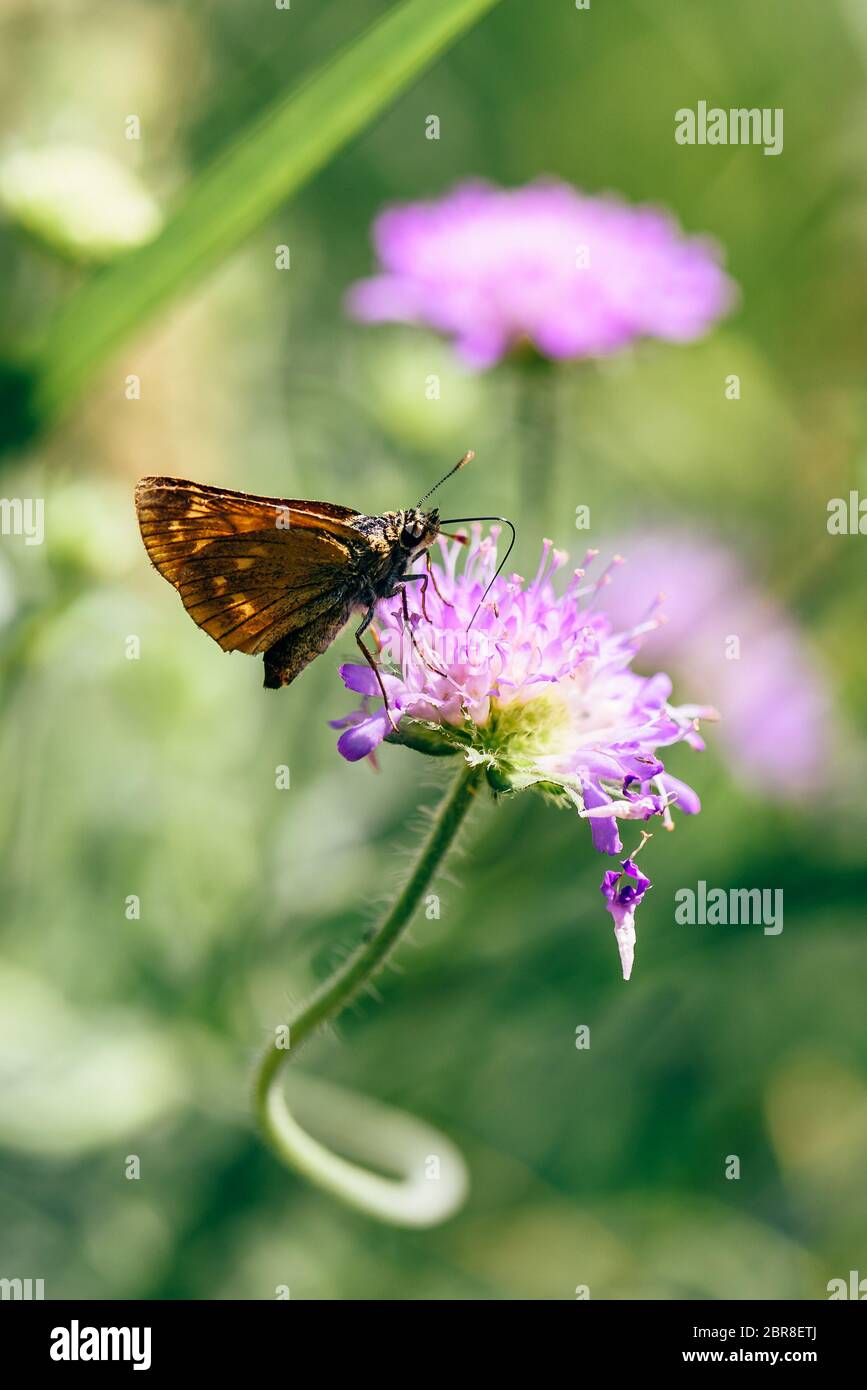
[0,143,162,262]
[0,964,185,1156]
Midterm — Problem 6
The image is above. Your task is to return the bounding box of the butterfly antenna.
[416,451,475,508]
[437,515,517,630]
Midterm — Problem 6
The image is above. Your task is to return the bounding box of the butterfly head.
[397,506,440,554]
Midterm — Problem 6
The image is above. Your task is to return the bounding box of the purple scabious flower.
[346,179,736,369]
[331,531,716,978]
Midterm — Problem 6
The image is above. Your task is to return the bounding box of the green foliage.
[27,0,502,429]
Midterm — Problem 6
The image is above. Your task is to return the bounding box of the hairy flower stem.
[252,761,482,1226]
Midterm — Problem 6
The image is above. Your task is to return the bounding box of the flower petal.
[337,711,394,762]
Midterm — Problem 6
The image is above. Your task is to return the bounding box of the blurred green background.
[1,0,866,1299]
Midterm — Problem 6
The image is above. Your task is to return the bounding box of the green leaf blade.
[33,0,501,425]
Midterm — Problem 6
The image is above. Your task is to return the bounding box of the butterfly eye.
[400,514,425,548]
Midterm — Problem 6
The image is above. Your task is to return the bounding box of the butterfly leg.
[398,584,447,679]
[402,562,433,623]
[355,607,401,734]
[398,571,429,618]
[425,549,456,613]
[400,569,438,624]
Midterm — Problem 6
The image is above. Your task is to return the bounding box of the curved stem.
[253,760,482,1226]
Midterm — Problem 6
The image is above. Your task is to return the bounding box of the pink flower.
[347,179,736,369]
[600,529,832,797]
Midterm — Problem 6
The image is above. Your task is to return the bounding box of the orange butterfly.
[135,456,513,715]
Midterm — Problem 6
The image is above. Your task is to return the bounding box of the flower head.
[347,179,735,369]
[331,530,715,977]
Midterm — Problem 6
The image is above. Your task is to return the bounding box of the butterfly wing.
[261,606,355,689]
[135,477,365,673]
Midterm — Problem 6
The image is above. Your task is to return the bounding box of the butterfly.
[135,454,514,721]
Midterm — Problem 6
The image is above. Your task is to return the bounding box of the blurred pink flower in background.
[601,530,833,798]
[347,179,736,368]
